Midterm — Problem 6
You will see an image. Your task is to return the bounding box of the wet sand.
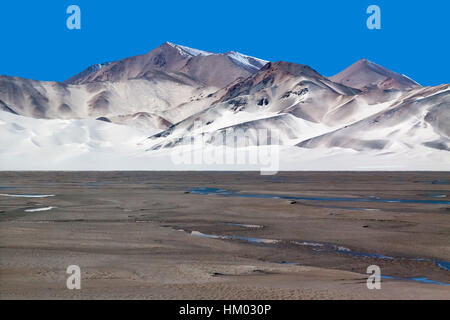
[0,172,449,299]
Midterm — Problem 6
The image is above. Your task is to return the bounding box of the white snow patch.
[226,51,269,71]
[166,43,268,71]
[167,42,213,57]
[0,193,55,198]
[402,74,421,86]
[25,207,55,212]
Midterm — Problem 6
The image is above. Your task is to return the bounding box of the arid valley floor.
[0,172,449,299]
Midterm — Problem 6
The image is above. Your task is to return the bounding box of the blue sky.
[0,0,448,86]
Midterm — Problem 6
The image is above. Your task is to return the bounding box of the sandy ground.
[0,172,449,300]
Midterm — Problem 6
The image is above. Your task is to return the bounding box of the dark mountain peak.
[219,61,327,102]
[259,61,323,79]
[330,59,420,90]
[64,42,195,85]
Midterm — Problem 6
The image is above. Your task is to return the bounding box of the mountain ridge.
[64,42,269,88]
[0,42,448,171]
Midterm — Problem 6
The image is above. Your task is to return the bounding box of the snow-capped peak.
[225,51,269,72]
[165,42,269,71]
[166,42,213,57]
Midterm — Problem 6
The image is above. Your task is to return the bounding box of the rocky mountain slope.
[330,59,420,91]
[0,43,268,130]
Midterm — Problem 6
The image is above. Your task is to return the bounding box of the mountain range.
[0,42,448,171]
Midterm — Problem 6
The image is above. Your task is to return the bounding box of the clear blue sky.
[0,0,448,86]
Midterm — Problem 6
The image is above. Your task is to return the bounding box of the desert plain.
[0,171,449,299]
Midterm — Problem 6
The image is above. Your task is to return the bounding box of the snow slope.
[144,62,400,150]
[298,85,450,152]
[1,110,448,171]
[0,111,151,170]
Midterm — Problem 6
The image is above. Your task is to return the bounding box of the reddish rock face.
[330,59,420,91]
[64,42,268,88]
